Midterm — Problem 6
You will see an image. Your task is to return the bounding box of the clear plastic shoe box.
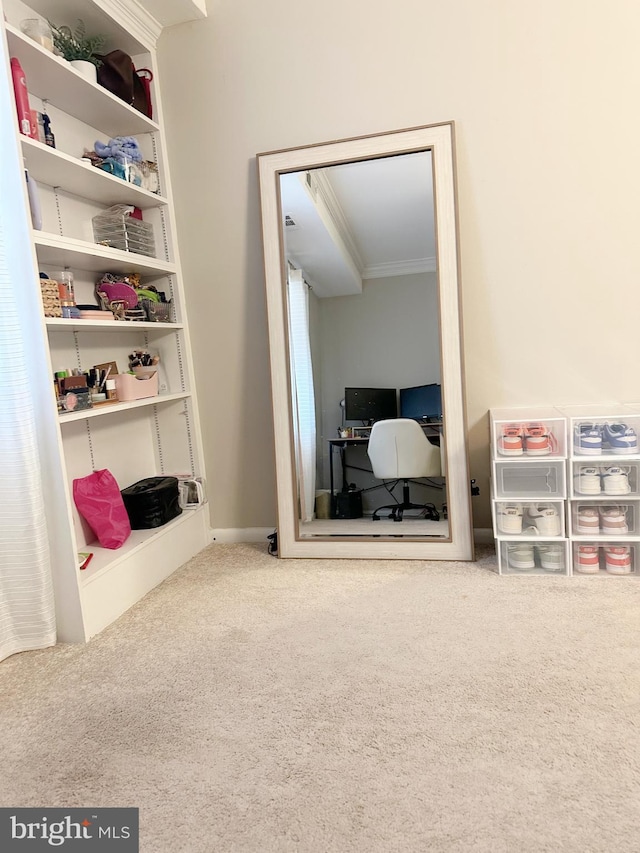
[490,408,567,459]
[498,540,569,576]
[492,460,566,500]
[561,404,640,460]
[493,500,566,538]
[571,542,637,576]
[570,460,640,498]
[570,501,639,539]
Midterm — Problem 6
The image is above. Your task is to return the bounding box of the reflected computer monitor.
[400,383,442,422]
[344,387,397,424]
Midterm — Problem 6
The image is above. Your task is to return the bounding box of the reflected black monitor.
[344,387,397,424]
[400,383,442,422]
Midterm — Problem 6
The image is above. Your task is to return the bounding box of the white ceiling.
[280,150,435,298]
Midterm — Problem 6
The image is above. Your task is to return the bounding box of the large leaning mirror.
[257,123,474,559]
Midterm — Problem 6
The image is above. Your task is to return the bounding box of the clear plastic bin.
[570,500,640,538]
[572,542,637,576]
[492,460,566,499]
[498,540,568,575]
[571,461,640,498]
[491,411,567,459]
[493,500,565,538]
[92,205,155,257]
[559,405,640,459]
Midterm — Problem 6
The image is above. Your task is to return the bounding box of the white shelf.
[58,391,190,423]
[80,507,205,587]
[34,231,175,276]
[5,25,160,137]
[46,318,183,332]
[1,1,208,644]
[22,137,168,210]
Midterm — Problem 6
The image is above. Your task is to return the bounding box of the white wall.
[158,0,640,531]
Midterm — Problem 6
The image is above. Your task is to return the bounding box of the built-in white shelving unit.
[1,0,209,641]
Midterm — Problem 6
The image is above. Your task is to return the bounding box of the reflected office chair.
[367,418,441,522]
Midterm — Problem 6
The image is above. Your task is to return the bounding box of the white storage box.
[492,460,566,500]
[571,460,640,498]
[490,408,567,459]
[493,500,565,538]
[570,501,639,538]
[498,539,569,576]
[572,541,637,576]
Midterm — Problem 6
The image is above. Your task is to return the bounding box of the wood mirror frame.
[257,122,474,559]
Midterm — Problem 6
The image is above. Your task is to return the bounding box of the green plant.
[50,19,105,67]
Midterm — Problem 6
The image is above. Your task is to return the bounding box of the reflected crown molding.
[363,257,437,279]
[310,170,365,275]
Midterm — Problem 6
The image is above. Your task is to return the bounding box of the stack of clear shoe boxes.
[490,408,569,575]
[563,404,640,577]
[490,406,640,576]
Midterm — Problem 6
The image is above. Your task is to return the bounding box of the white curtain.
[287,269,316,522]
[0,32,56,661]
[0,222,56,661]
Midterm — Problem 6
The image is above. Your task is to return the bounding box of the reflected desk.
[328,422,443,510]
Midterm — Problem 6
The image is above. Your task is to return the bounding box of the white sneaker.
[523,504,561,536]
[601,466,631,496]
[576,506,600,534]
[507,544,535,570]
[574,467,602,495]
[537,544,565,572]
[497,504,523,534]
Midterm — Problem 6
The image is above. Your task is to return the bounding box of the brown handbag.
[97,50,153,118]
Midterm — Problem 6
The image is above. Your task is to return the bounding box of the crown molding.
[311,170,365,275]
[363,257,437,279]
[95,0,162,49]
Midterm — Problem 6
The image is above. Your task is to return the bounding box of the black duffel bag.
[121,476,181,529]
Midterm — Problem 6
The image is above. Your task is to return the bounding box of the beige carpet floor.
[2,543,640,852]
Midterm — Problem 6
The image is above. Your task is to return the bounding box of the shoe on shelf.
[498,424,524,456]
[576,506,601,534]
[601,466,631,496]
[604,546,632,575]
[537,544,565,572]
[574,545,601,574]
[574,467,602,495]
[603,423,638,455]
[574,423,603,456]
[497,504,523,535]
[507,543,536,570]
[524,423,553,456]
[523,503,561,536]
[599,506,629,535]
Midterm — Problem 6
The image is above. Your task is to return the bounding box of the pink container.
[114,371,158,402]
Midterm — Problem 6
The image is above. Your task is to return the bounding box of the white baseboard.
[210,527,274,544]
[474,528,495,545]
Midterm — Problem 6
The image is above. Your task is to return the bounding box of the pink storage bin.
[114,371,159,401]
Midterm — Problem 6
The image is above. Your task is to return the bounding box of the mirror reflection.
[280,151,449,538]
